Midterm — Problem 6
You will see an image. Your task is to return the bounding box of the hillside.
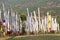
[0,0,60,16]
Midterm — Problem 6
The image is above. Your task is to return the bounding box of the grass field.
[6,35,60,40]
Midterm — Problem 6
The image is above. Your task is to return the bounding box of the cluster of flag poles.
[0,3,60,36]
[25,8,60,34]
[0,3,23,36]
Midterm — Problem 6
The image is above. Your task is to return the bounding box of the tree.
[57,16,60,27]
[20,13,27,21]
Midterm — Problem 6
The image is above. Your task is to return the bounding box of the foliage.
[7,36,60,40]
[20,13,27,21]
[1,0,60,16]
[57,16,60,27]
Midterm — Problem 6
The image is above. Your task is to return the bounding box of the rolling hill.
[0,0,60,16]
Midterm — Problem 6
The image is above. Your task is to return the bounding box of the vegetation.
[20,13,27,21]
[57,16,60,28]
[7,36,60,40]
[0,0,60,16]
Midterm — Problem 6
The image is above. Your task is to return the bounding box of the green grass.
[6,36,60,40]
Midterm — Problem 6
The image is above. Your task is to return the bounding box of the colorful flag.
[47,12,52,32]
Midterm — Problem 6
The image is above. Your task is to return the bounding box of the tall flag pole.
[2,3,8,25]
[2,3,6,20]
[42,18,46,33]
[54,18,58,32]
[33,11,37,21]
[47,12,52,32]
[7,10,10,31]
[0,9,2,24]
[44,16,47,32]
[2,3,5,11]
[11,10,16,35]
[38,8,41,31]
[0,9,2,34]
[30,12,33,32]
[20,18,22,34]
[2,21,6,36]
[51,17,54,30]
[27,8,29,17]
[51,17,57,33]
[15,13,19,35]
[7,10,12,35]
[33,11,36,34]
[41,18,44,32]
[17,14,21,36]
[33,11,38,34]
[11,8,15,32]
[25,8,30,34]
[2,3,7,36]
[0,9,1,20]
[29,12,33,33]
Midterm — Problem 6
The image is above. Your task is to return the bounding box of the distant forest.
[0,0,60,16]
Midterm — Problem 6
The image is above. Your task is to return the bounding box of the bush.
[20,13,27,21]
